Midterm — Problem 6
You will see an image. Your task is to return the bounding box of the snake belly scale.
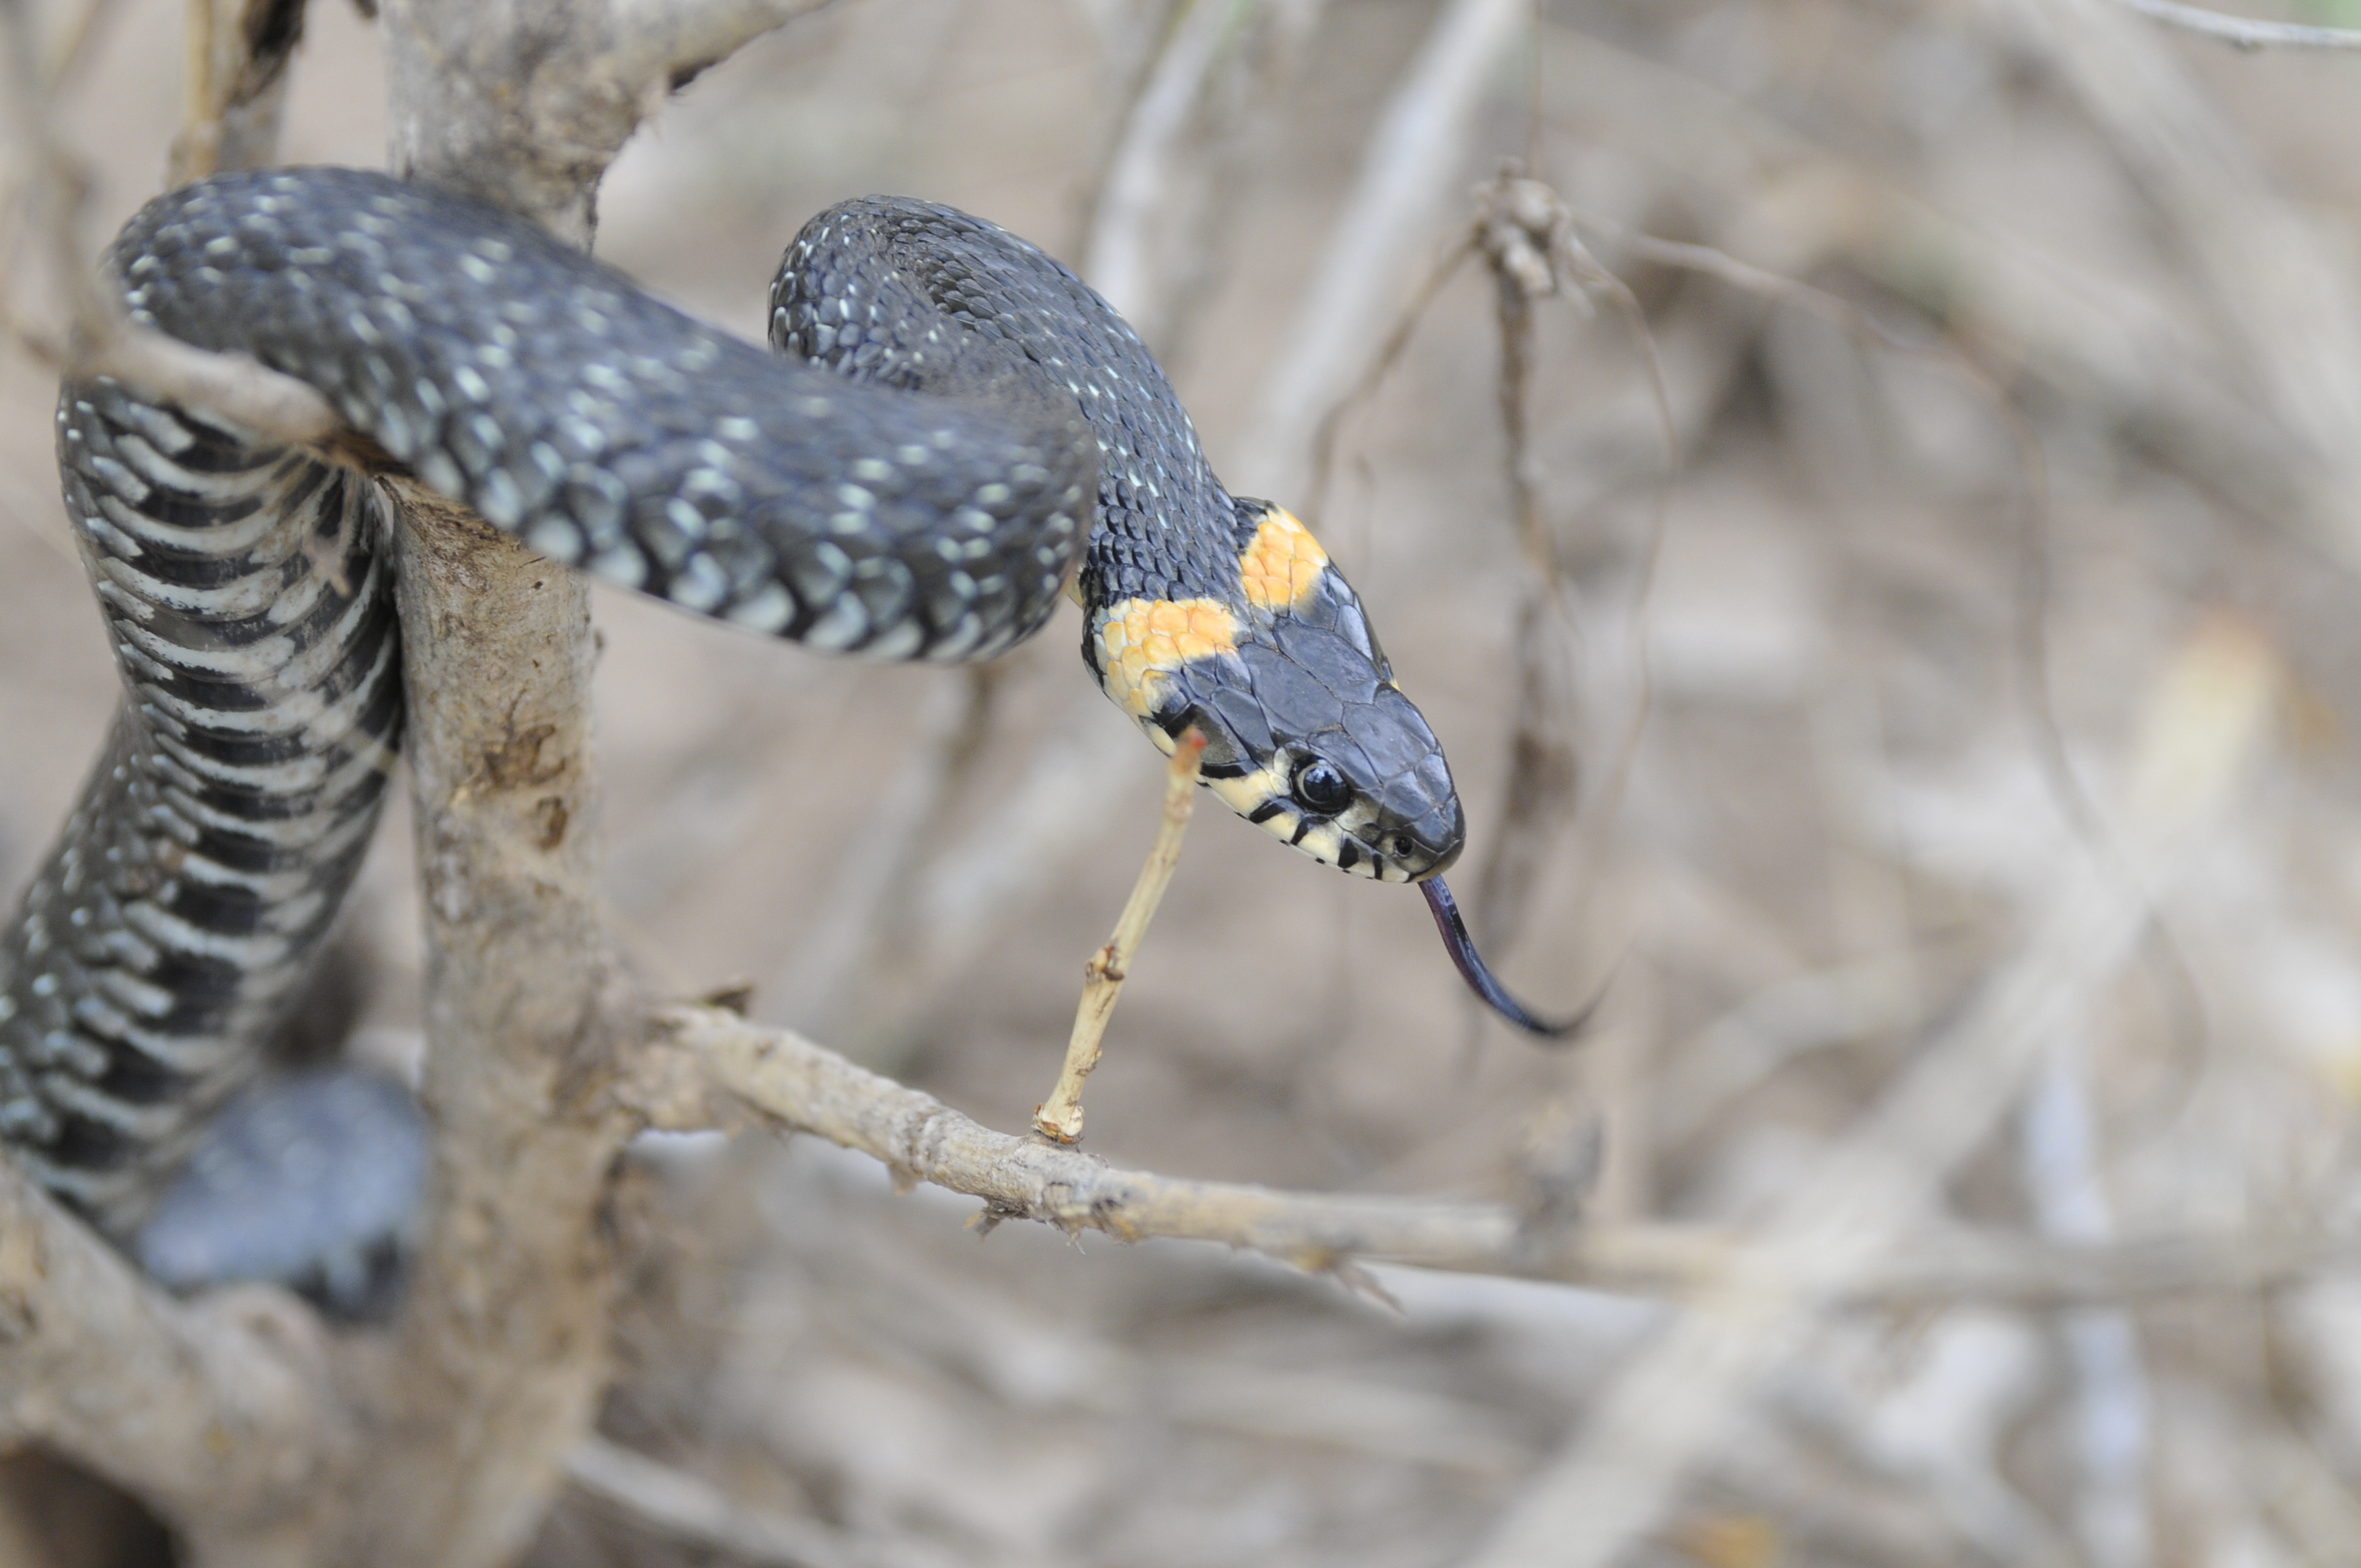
[1,165,1542,1260]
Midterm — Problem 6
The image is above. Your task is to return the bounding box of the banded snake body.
[1,167,1573,1293]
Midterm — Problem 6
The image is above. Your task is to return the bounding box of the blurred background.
[10,0,2361,1562]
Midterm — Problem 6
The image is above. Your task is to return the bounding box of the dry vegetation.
[7,0,2361,1564]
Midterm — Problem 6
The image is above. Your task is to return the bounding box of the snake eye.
[1291,756,1352,816]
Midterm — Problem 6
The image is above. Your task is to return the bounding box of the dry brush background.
[7,0,2361,1563]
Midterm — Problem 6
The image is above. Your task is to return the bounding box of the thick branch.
[0,1163,336,1556]
[356,487,637,1568]
[353,1,838,1562]
[380,0,829,244]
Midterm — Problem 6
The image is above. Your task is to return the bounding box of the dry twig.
[0,0,338,445]
[1236,0,1529,499]
[1034,730,1207,1144]
[639,999,2360,1310]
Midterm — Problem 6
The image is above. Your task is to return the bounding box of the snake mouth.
[1199,765,1449,882]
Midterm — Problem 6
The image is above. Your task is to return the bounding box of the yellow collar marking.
[1097,596,1239,717]
[1238,505,1330,614]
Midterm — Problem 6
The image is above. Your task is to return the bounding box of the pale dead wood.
[380,0,830,246]
[1034,730,1206,1144]
[1236,0,1529,499]
[1082,0,1236,327]
[359,486,635,1568]
[170,0,308,184]
[0,1162,338,1566]
[338,0,844,1559]
[639,1001,2361,1308]
[0,0,338,446]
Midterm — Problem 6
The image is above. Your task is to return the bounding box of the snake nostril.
[1388,832,1414,860]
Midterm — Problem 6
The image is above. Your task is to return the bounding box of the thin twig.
[641,998,2349,1309]
[39,0,126,87]
[1083,0,1238,328]
[0,0,338,445]
[1034,729,1206,1143]
[565,1436,865,1568]
[1236,0,1529,499]
[1302,236,1472,526]
[2108,0,2361,49]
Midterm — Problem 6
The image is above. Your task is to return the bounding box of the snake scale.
[1,167,1573,1294]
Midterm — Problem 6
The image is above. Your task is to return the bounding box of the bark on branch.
[642,1005,2358,1310]
[0,1164,338,1563]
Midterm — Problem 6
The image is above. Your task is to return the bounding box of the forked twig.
[1033,729,1208,1143]
[1472,171,1682,956]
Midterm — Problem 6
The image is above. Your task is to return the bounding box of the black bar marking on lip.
[1418,876,1595,1041]
[1288,817,1312,846]
[1337,841,1360,871]
[1247,799,1286,824]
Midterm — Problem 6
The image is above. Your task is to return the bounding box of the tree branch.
[0,0,338,446]
[639,1004,2356,1310]
[380,0,830,244]
[0,1163,338,1564]
[606,0,837,84]
[355,484,636,1568]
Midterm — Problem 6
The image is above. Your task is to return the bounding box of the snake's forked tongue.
[1419,877,1592,1040]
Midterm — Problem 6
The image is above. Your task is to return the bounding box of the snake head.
[1089,503,1465,883]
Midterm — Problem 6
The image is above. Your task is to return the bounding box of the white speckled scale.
[2,167,1107,1257]
[1,380,400,1235]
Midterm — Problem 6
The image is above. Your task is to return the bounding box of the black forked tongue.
[1420,877,1593,1041]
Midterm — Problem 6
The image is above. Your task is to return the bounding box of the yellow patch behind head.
[1238,506,1330,614]
[1097,596,1239,717]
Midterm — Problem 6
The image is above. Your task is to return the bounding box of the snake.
[0,166,1577,1294]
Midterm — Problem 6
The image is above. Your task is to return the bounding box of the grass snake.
[2,167,1575,1302]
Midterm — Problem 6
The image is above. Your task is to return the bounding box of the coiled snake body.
[1,167,1563,1284]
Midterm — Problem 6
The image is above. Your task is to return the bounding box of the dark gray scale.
[0,382,402,1235]
[2,170,1107,1263]
[137,1066,425,1319]
[774,200,1469,882]
[769,197,1246,620]
[117,170,1098,661]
